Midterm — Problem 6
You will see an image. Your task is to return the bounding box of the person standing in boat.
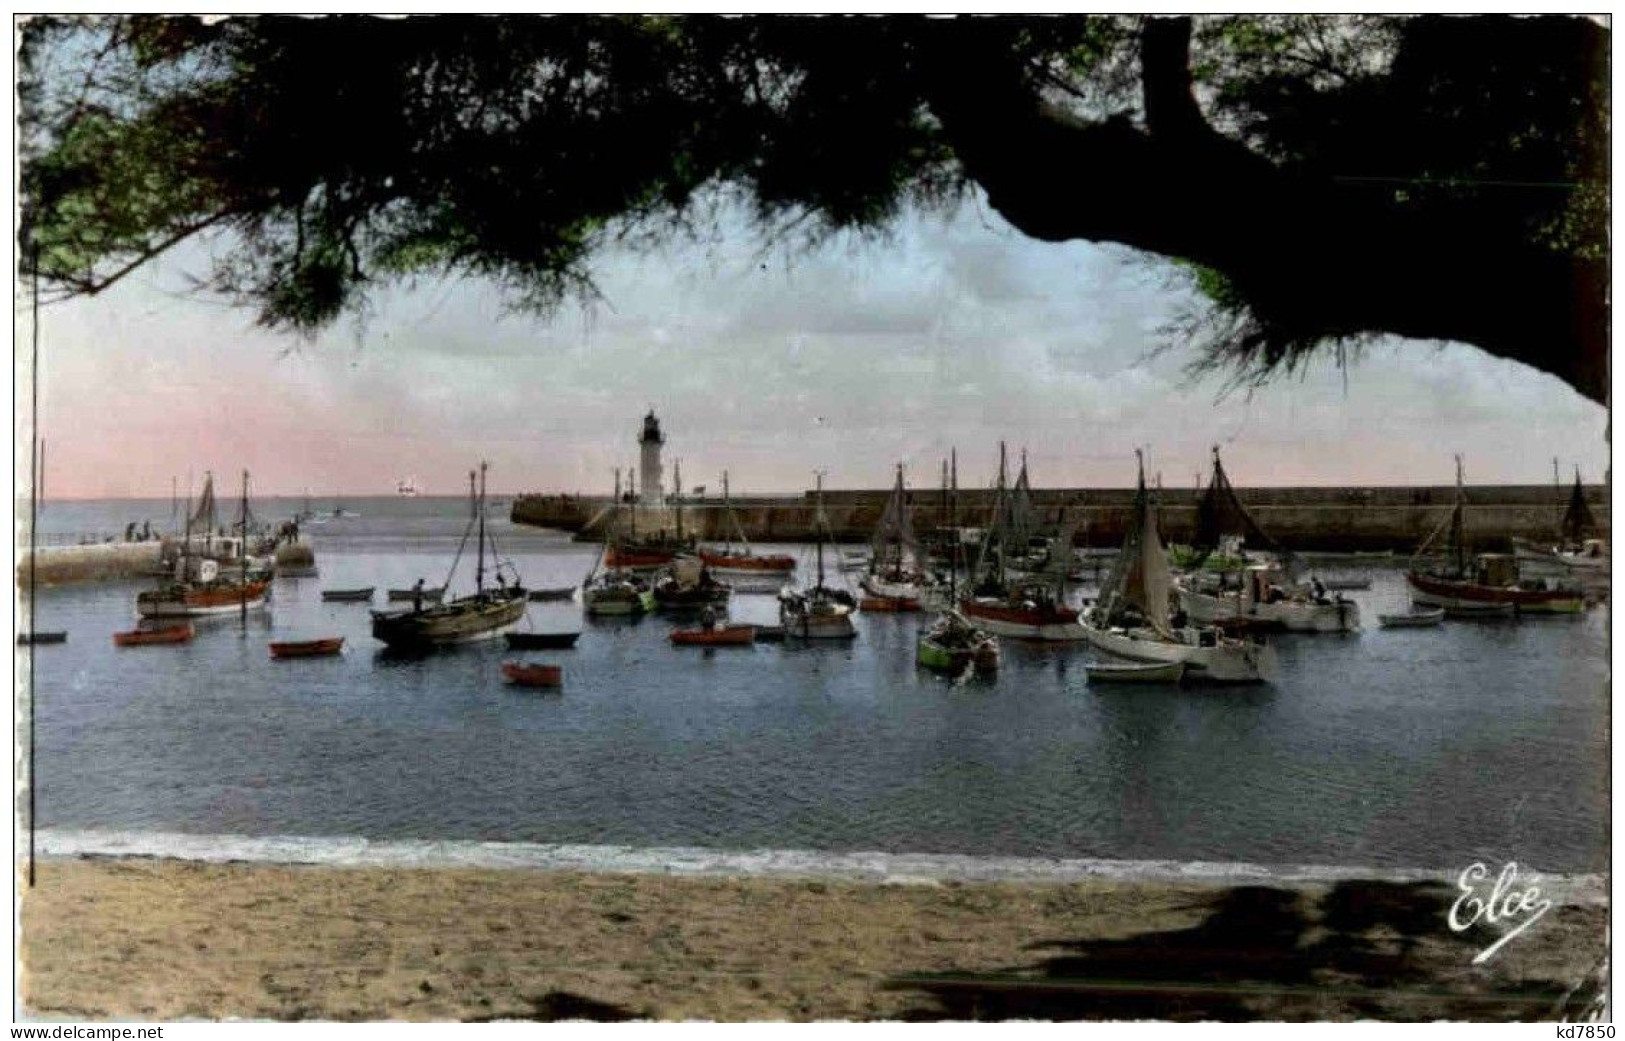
[412,578,425,613]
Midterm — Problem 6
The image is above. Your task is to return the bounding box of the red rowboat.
[669,624,757,646]
[113,623,194,646]
[502,661,563,687]
[269,637,345,659]
[859,596,922,612]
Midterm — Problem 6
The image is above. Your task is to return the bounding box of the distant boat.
[1407,457,1584,615]
[321,587,375,602]
[1378,608,1445,628]
[1086,660,1187,684]
[652,558,732,610]
[502,661,563,688]
[699,471,797,576]
[778,474,857,640]
[669,623,756,646]
[505,631,581,649]
[17,631,67,646]
[139,472,271,618]
[527,586,577,602]
[859,464,937,603]
[396,476,421,497]
[370,463,527,648]
[584,499,657,615]
[270,636,345,658]
[114,623,194,647]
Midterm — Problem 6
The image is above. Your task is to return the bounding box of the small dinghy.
[387,586,445,603]
[670,624,757,646]
[321,587,375,602]
[1438,601,1514,618]
[505,631,581,650]
[270,636,346,658]
[1378,607,1446,628]
[527,586,577,602]
[1085,660,1187,684]
[17,631,67,645]
[114,622,194,647]
[502,661,562,688]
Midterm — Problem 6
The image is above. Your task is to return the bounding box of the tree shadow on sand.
[888,880,1602,1021]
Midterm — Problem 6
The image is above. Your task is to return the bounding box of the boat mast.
[814,470,827,589]
[1452,455,1466,577]
[476,463,487,594]
[996,442,1008,588]
[674,458,683,542]
[240,469,250,625]
[948,448,958,605]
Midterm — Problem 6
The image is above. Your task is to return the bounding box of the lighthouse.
[638,410,665,507]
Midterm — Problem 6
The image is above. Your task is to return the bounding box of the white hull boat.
[1081,620,1274,683]
[1086,660,1186,684]
[1177,585,1360,633]
[1378,608,1445,628]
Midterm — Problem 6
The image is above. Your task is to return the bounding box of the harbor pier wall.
[16,542,162,588]
[512,485,1609,552]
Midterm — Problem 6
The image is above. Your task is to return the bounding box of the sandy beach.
[19,857,1608,1021]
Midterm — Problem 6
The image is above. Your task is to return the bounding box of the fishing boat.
[918,450,1001,674]
[1173,448,1360,633]
[917,610,999,675]
[779,474,857,639]
[114,622,194,646]
[387,585,445,603]
[1377,608,1445,628]
[527,586,577,602]
[959,444,1085,640]
[652,557,732,610]
[502,661,563,688]
[670,623,756,646]
[138,471,271,618]
[1406,457,1585,615]
[1513,469,1609,577]
[504,631,582,649]
[1085,660,1186,684]
[321,587,375,602]
[371,463,528,648]
[861,595,921,612]
[269,636,345,658]
[1079,453,1274,683]
[699,471,797,576]
[584,569,656,615]
[16,631,66,645]
[858,464,936,607]
[396,475,421,497]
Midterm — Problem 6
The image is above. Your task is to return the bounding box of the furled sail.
[1009,454,1038,552]
[870,465,918,566]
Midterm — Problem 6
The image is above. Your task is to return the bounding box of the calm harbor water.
[22,496,1610,872]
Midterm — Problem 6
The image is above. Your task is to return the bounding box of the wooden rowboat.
[502,661,563,688]
[1085,660,1187,684]
[1378,608,1445,628]
[505,631,581,649]
[270,636,346,658]
[670,624,757,646]
[321,587,375,602]
[17,631,67,645]
[114,623,194,646]
[527,586,577,602]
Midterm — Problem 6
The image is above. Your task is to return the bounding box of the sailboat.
[1174,447,1361,633]
[1514,468,1609,575]
[370,463,527,647]
[917,452,999,674]
[138,471,272,618]
[699,471,797,576]
[859,464,935,609]
[583,492,656,616]
[1406,457,1585,615]
[1079,453,1274,682]
[778,473,857,639]
[958,443,1085,640]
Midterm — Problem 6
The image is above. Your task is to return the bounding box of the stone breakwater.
[512,485,1609,553]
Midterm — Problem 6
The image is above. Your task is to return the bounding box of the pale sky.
[16,193,1610,499]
